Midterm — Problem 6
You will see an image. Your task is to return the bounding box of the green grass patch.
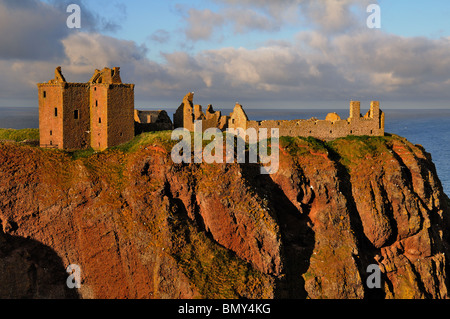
[280,136,329,157]
[66,147,96,160]
[112,131,175,153]
[0,128,39,142]
[327,135,392,169]
[170,214,273,299]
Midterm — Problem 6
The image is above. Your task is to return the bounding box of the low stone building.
[134,109,173,134]
[174,92,385,140]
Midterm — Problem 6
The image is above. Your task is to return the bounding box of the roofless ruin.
[38,67,384,150]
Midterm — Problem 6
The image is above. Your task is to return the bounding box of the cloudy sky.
[0,0,449,109]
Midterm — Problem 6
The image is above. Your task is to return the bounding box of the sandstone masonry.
[38,67,384,151]
[174,92,385,140]
[38,67,135,151]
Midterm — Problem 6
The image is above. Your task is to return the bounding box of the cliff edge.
[1,133,449,299]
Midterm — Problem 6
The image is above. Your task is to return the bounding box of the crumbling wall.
[175,92,384,140]
[174,92,194,131]
[246,116,384,141]
[174,93,231,132]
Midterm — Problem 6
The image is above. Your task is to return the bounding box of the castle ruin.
[174,92,385,140]
[38,66,384,151]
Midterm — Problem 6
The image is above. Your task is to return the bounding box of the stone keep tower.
[38,67,90,149]
[38,67,135,151]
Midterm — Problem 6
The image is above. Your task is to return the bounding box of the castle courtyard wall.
[246,115,384,141]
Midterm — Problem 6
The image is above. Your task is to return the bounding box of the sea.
[1,106,449,196]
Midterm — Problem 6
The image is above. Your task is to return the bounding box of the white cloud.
[185,8,225,41]
[212,0,375,34]
[2,28,450,107]
[0,0,67,60]
[0,0,450,109]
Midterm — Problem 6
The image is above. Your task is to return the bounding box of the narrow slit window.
[96,100,98,107]
[99,117,102,124]
[54,108,58,117]
[43,91,46,98]
[74,110,79,120]
[50,130,52,136]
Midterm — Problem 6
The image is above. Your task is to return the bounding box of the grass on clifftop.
[0,128,39,142]
[112,131,175,153]
[0,129,402,168]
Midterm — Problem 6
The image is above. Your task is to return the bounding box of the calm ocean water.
[1,107,449,195]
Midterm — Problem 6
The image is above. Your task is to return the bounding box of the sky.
[0,0,449,109]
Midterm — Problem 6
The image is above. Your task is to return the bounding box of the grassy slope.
[0,128,39,142]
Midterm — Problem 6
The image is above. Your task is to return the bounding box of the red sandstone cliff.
[0,133,449,299]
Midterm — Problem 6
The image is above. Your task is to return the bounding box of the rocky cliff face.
[0,133,449,299]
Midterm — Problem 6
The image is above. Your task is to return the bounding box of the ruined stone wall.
[38,84,64,149]
[229,104,249,130]
[62,84,90,150]
[246,116,384,141]
[174,93,231,132]
[230,101,384,141]
[174,92,194,131]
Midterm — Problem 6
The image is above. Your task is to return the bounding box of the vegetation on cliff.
[0,129,449,299]
[0,128,39,142]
